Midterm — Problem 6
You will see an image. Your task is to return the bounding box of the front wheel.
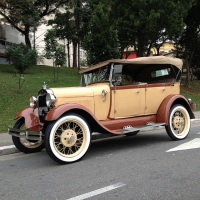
[45,114,91,164]
[12,118,45,153]
[165,104,191,140]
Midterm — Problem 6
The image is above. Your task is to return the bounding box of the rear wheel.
[12,118,45,153]
[165,105,190,140]
[45,114,91,164]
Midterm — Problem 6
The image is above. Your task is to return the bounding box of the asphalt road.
[1,125,200,200]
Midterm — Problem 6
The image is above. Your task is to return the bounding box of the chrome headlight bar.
[29,83,56,108]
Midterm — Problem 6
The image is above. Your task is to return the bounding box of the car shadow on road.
[86,130,174,158]
[4,130,191,167]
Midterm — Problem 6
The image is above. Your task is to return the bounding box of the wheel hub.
[173,116,184,129]
[60,129,77,147]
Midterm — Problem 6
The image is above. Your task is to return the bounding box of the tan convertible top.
[79,56,183,74]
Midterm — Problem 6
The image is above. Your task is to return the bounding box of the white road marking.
[66,182,126,200]
[166,138,200,152]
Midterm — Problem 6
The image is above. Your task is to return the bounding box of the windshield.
[80,65,111,86]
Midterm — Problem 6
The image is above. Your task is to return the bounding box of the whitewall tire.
[45,114,91,164]
[165,105,190,140]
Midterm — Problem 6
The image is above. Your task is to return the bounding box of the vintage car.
[8,56,195,164]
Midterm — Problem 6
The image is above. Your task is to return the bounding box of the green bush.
[6,43,38,74]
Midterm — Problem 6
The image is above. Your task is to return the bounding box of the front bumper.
[8,128,42,141]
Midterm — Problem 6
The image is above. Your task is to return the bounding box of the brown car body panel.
[101,115,157,130]
[45,103,93,121]
[157,94,195,125]
[44,103,158,134]
[14,108,42,131]
[45,103,123,135]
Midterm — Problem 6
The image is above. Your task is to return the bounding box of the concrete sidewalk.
[1,111,200,156]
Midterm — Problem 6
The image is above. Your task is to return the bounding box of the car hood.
[51,87,94,98]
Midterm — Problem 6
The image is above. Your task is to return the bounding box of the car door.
[109,85,146,119]
[109,64,146,119]
[145,82,180,114]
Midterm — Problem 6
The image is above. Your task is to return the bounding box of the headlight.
[46,93,56,107]
[29,96,37,108]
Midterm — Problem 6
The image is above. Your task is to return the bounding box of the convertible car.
[8,56,195,164]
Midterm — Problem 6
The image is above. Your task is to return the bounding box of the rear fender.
[14,108,41,131]
[157,94,195,125]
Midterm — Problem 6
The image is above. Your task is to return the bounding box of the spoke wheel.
[165,104,190,140]
[12,118,44,153]
[45,114,91,164]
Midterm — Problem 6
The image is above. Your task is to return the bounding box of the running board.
[117,122,166,134]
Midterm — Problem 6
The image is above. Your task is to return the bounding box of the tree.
[48,11,76,68]
[6,43,38,91]
[192,38,200,80]
[111,0,194,57]
[175,0,200,86]
[82,1,120,65]
[44,29,65,82]
[48,0,90,69]
[6,43,38,74]
[0,0,69,48]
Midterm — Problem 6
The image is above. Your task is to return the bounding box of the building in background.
[0,17,25,64]
[151,41,175,56]
[0,14,86,66]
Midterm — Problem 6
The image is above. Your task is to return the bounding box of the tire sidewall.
[47,115,91,163]
[12,118,44,153]
[168,105,190,140]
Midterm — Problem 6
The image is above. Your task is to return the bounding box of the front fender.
[157,94,195,125]
[14,108,41,131]
[45,104,95,121]
[45,104,122,135]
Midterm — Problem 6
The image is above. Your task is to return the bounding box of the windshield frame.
[80,64,112,86]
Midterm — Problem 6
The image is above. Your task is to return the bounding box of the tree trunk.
[120,46,124,59]
[136,32,144,57]
[184,56,190,87]
[77,41,80,70]
[24,26,32,48]
[67,41,71,67]
[156,46,160,55]
[72,40,78,68]
[146,42,153,56]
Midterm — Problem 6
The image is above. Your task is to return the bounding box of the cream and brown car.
[8,56,195,164]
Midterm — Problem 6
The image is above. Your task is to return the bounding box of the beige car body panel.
[51,83,111,120]
[109,82,180,119]
[145,82,180,114]
[86,83,111,120]
[110,87,146,118]
[52,87,95,114]
[51,82,180,120]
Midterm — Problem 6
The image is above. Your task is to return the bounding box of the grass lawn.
[181,79,200,112]
[0,65,80,132]
[0,64,200,133]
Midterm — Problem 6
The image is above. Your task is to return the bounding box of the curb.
[1,119,200,156]
[0,145,19,156]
